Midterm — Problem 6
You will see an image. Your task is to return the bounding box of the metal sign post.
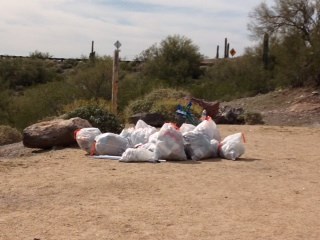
[112,40,121,114]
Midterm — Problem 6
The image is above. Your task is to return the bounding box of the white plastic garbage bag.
[75,128,101,154]
[219,132,245,160]
[94,133,129,156]
[135,119,150,129]
[183,131,215,160]
[120,148,155,162]
[193,117,221,141]
[131,126,157,146]
[179,123,196,134]
[148,131,159,144]
[120,127,134,147]
[154,123,187,161]
[120,120,157,147]
[120,127,134,139]
[137,131,159,152]
[140,142,156,152]
[210,139,220,158]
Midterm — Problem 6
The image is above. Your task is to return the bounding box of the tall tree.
[248,0,320,46]
[248,0,320,86]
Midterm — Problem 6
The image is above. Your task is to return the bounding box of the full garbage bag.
[148,131,159,144]
[120,120,157,147]
[119,127,134,146]
[183,131,215,160]
[179,123,196,134]
[210,139,220,158]
[154,123,187,161]
[120,148,155,162]
[219,132,245,160]
[94,133,129,156]
[75,128,101,154]
[193,117,221,141]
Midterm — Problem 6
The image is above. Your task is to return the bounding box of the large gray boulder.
[23,117,92,149]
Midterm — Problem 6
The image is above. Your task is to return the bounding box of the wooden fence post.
[112,41,121,114]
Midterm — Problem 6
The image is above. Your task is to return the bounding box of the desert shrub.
[0,90,11,125]
[144,88,189,102]
[0,125,22,146]
[244,112,264,125]
[8,81,76,130]
[126,99,153,115]
[67,57,113,100]
[150,99,202,122]
[190,55,272,101]
[118,73,165,111]
[123,88,196,122]
[0,57,60,89]
[65,105,123,133]
[61,98,112,115]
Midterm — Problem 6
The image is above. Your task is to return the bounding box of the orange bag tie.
[74,129,81,140]
[171,123,179,130]
[90,141,97,156]
[241,132,246,143]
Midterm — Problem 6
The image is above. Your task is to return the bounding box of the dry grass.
[0,125,22,146]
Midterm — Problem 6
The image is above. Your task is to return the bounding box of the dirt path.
[1,125,320,240]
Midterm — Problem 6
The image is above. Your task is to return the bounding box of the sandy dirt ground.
[1,124,320,240]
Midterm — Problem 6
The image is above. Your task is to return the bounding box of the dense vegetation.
[0,0,319,132]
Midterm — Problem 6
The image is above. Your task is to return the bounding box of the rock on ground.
[23,117,92,149]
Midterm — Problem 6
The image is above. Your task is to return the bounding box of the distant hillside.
[222,88,320,127]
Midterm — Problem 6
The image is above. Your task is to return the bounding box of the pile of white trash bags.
[75,118,245,163]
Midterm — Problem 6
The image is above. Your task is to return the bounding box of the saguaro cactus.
[89,40,96,62]
[227,43,230,58]
[224,38,228,58]
[216,45,219,59]
[263,33,269,69]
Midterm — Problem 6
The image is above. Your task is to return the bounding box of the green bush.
[139,35,203,86]
[190,55,273,101]
[118,73,163,111]
[0,57,60,89]
[8,81,76,130]
[150,99,202,122]
[60,98,112,115]
[144,88,189,102]
[0,125,22,146]
[67,57,113,100]
[65,105,124,133]
[123,88,199,122]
